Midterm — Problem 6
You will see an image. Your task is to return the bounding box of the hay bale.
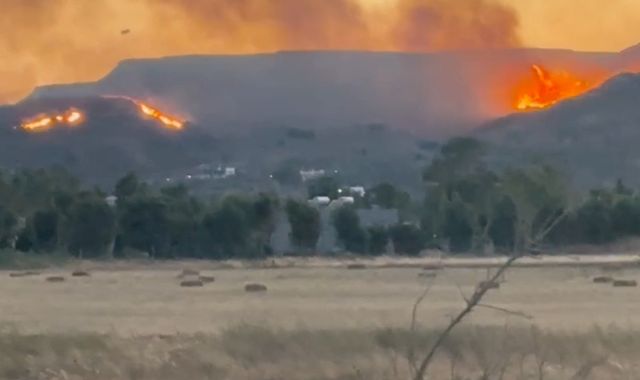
[180,280,204,288]
[177,269,200,280]
[613,280,637,287]
[71,270,91,277]
[479,280,500,290]
[46,276,66,283]
[418,271,438,279]
[423,263,444,271]
[199,275,216,284]
[177,269,200,278]
[9,271,40,278]
[593,276,613,284]
[346,263,367,270]
[245,283,268,293]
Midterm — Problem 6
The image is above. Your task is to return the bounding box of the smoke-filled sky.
[1,0,639,103]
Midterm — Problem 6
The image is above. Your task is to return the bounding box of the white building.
[300,169,325,182]
[329,196,355,208]
[105,195,118,207]
[308,196,331,206]
[212,166,237,179]
[348,186,366,197]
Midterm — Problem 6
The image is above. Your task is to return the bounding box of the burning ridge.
[21,109,84,132]
[101,95,185,130]
[19,96,185,133]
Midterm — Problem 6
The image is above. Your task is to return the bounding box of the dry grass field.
[2,255,640,379]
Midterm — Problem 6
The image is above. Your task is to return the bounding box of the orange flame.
[102,95,185,130]
[21,109,84,132]
[138,102,184,130]
[514,64,593,111]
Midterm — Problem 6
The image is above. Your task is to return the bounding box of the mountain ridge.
[22,48,632,138]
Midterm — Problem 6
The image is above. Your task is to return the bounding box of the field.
[2,256,640,379]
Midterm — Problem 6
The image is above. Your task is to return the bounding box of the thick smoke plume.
[0,0,520,102]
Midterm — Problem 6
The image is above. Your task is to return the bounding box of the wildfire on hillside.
[513,64,594,111]
[103,95,185,130]
[21,109,84,132]
[138,102,184,130]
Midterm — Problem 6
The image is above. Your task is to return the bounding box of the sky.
[1,0,639,103]
[364,0,640,52]
[505,0,640,52]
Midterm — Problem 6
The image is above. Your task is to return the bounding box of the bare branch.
[454,281,470,305]
[533,209,570,245]
[476,303,533,320]
[412,254,521,380]
[409,195,571,380]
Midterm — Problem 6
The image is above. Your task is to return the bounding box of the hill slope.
[0,97,218,184]
[477,72,640,186]
[0,97,431,190]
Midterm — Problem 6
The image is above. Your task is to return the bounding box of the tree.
[118,196,170,258]
[489,196,517,251]
[421,188,448,248]
[615,179,633,196]
[423,138,500,253]
[252,193,280,256]
[286,200,321,252]
[332,206,367,253]
[114,172,145,202]
[450,168,501,252]
[7,168,79,215]
[367,183,411,210]
[574,190,615,244]
[51,190,77,251]
[612,196,640,237]
[442,195,473,253]
[31,209,60,252]
[0,207,17,249]
[389,224,424,256]
[307,176,340,200]
[67,197,117,257]
[367,226,389,255]
[15,228,33,252]
[160,186,204,258]
[502,165,570,252]
[160,184,189,200]
[202,198,252,258]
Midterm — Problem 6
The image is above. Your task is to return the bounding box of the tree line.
[2,138,640,259]
[0,167,423,258]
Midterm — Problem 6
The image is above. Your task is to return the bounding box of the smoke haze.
[0,0,520,102]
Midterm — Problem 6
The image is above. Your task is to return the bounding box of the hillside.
[477,72,640,187]
[0,97,430,189]
[25,49,623,138]
[0,97,218,184]
[6,48,640,188]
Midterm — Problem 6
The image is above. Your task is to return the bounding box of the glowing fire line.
[21,109,84,132]
[103,95,185,130]
[139,102,184,130]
